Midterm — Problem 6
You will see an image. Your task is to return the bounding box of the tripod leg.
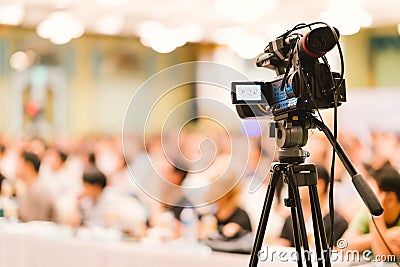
[249,164,281,267]
[287,166,312,267]
[309,186,323,267]
[310,185,331,267]
[288,183,303,267]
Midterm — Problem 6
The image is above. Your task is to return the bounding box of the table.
[1,221,384,267]
[0,222,253,267]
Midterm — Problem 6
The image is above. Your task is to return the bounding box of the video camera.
[232,23,346,120]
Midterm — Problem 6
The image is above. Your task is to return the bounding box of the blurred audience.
[201,154,252,240]
[342,166,400,258]
[0,126,398,256]
[16,151,56,222]
[162,162,192,221]
[147,156,194,239]
[77,168,147,235]
[41,148,80,195]
[78,168,108,226]
[40,148,82,224]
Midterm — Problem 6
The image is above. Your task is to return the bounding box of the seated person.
[342,168,400,259]
[150,157,193,224]
[277,165,348,247]
[78,168,146,235]
[164,163,193,221]
[16,151,56,222]
[200,154,252,240]
[215,186,252,240]
[148,158,195,239]
[189,154,253,254]
[78,168,108,226]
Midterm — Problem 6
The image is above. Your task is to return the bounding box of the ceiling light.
[49,34,73,45]
[0,3,25,26]
[10,51,31,71]
[9,49,36,71]
[97,0,126,6]
[319,0,372,35]
[179,23,204,43]
[320,10,361,35]
[359,9,372,27]
[95,15,124,35]
[138,21,188,53]
[37,11,85,45]
[54,0,73,9]
[214,0,279,24]
[213,27,265,59]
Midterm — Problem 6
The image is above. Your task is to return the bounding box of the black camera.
[232,25,346,119]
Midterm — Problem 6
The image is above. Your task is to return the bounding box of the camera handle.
[311,117,383,217]
[274,113,383,216]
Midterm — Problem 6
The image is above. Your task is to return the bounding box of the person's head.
[26,137,47,159]
[246,137,262,174]
[199,154,242,208]
[157,157,188,186]
[376,170,400,212]
[78,148,96,171]
[170,162,188,186]
[16,151,41,181]
[316,165,330,197]
[44,148,68,172]
[306,134,330,167]
[0,143,6,159]
[82,168,107,200]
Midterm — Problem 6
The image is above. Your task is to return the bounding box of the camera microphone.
[300,26,340,59]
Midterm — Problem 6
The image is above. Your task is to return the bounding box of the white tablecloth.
[0,222,368,267]
[0,231,253,267]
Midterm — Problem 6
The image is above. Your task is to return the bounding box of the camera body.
[232,25,346,119]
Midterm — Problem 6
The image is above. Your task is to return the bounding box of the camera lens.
[308,35,326,53]
[306,26,339,54]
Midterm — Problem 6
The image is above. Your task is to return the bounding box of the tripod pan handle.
[352,174,383,216]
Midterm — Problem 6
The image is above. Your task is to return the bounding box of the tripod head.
[273,111,314,164]
[272,111,384,216]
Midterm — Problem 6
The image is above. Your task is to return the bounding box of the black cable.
[297,22,342,258]
[328,23,345,252]
[370,215,400,265]
[321,23,341,254]
[277,23,308,38]
[329,86,337,250]
[279,38,297,92]
[306,22,342,252]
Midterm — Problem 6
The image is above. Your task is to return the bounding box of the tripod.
[250,147,330,267]
[249,113,329,267]
[249,112,383,267]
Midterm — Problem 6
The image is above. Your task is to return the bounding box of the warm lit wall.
[342,25,400,88]
[0,26,198,137]
[1,25,400,138]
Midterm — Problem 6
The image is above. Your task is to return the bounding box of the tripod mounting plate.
[278,147,310,164]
